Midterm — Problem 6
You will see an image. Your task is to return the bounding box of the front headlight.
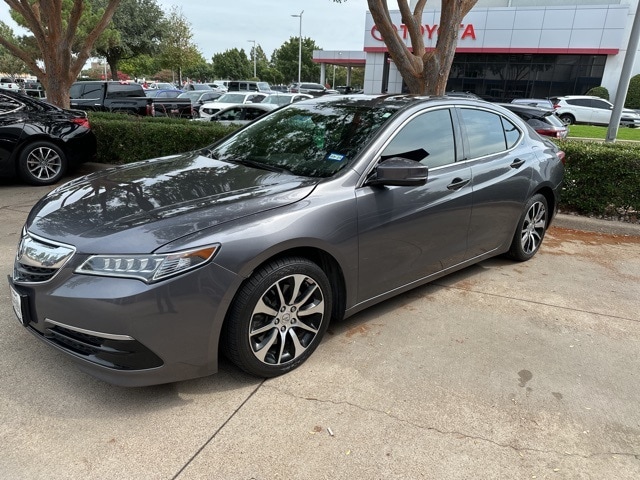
[76,245,219,283]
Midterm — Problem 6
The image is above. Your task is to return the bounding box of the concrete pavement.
[1,174,639,479]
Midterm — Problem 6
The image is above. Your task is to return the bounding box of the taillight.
[557,150,566,165]
[72,117,90,129]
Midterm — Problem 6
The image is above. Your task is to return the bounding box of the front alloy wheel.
[508,194,548,261]
[223,257,332,377]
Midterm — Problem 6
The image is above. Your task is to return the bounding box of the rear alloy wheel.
[559,114,574,125]
[508,194,548,262]
[18,141,67,186]
[223,257,332,377]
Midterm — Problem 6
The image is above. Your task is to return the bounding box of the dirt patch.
[544,227,640,278]
[546,227,640,248]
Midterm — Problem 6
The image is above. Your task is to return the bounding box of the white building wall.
[362,1,640,99]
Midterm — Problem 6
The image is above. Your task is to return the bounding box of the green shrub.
[625,74,640,109]
[585,86,609,100]
[87,112,239,164]
[555,139,640,216]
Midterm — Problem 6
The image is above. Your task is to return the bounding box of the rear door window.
[459,108,521,158]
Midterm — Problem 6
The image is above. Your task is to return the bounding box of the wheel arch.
[13,134,69,168]
[531,185,557,226]
[221,246,347,335]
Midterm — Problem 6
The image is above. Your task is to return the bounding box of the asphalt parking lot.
[1,172,639,480]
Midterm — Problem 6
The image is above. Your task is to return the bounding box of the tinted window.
[381,109,456,168]
[592,99,612,110]
[0,94,23,113]
[502,117,520,148]
[106,84,144,98]
[567,99,591,107]
[461,109,518,158]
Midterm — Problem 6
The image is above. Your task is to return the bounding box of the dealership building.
[313,0,640,101]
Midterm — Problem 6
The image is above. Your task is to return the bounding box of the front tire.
[507,194,548,262]
[18,141,67,186]
[222,257,332,377]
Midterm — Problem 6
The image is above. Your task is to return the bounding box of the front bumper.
[10,255,242,386]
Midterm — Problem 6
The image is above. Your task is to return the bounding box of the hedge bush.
[555,139,640,219]
[88,112,238,164]
[585,86,609,100]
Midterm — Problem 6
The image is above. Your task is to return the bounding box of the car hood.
[26,151,318,253]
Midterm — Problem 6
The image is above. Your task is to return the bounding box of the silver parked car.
[9,95,565,386]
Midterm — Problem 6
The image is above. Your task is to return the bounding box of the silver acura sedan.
[9,95,565,386]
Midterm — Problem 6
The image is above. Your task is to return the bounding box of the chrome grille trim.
[13,232,76,284]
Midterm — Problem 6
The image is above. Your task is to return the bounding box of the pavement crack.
[171,379,266,480]
[268,386,640,461]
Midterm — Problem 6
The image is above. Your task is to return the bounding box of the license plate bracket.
[8,279,30,327]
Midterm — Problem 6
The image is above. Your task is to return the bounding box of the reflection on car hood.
[27,151,318,253]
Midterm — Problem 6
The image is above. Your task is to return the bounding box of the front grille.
[13,263,58,283]
[42,323,163,371]
[13,233,75,284]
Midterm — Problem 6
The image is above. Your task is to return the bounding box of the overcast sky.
[1,0,373,60]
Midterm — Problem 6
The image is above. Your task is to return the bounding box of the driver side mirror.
[366,158,428,187]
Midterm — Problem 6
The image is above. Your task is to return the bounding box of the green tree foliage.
[211,48,252,80]
[249,44,270,80]
[585,86,609,100]
[158,6,202,84]
[0,23,27,76]
[90,0,165,80]
[118,53,160,79]
[272,36,321,84]
[0,0,122,107]
[625,74,640,109]
[183,60,215,83]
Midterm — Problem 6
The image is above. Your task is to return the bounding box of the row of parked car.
[0,78,633,188]
[453,92,640,138]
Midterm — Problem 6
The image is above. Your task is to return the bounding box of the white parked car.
[0,77,20,91]
[199,92,268,119]
[551,95,640,127]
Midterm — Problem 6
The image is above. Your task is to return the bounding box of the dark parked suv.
[289,82,334,96]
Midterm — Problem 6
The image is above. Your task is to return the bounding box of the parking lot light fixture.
[291,10,303,85]
[248,40,257,78]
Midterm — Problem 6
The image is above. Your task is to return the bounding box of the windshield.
[209,99,399,178]
[216,93,248,103]
[263,95,289,106]
[178,91,201,100]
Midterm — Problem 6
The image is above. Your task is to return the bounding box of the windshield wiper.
[227,158,295,175]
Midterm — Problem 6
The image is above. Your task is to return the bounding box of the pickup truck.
[69,81,193,118]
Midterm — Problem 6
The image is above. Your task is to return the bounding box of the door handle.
[510,158,526,169]
[447,178,470,190]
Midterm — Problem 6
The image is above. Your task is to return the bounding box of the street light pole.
[248,40,257,79]
[291,10,303,85]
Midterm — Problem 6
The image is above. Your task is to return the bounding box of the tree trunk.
[367,0,478,95]
[1,0,122,108]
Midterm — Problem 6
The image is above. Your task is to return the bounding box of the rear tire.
[507,194,548,262]
[559,114,574,125]
[18,141,67,186]
[222,257,332,377]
